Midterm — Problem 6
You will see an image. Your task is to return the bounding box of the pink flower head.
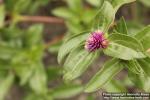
[85,30,109,52]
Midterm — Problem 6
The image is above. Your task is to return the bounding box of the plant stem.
[19,15,65,24]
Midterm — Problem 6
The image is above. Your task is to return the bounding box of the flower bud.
[85,30,109,52]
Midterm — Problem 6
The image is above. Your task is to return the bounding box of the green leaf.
[29,63,47,94]
[0,43,18,60]
[104,33,146,60]
[124,60,144,75]
[104,43,145,60]
[51,84,83,99]
[66,21,84,34]
[63,46,98,81]
[134,25,150,40]
[115,17,128,34]
[13,64,33,85]
[109,33,144,51]
[5,0,49,13]
[127,58,150,91]
[143,77,150,92]
[27,0,49,13]
[5,0,16,12]
[63,46,87,72]
[46,67,62,81]
[5,0,32,13]
[52,7,75,19]
[0,59,10,70]
[87,95,95,100]
[111,0,136,11]
[13,0,31,13]
[0,5,5,28]
[81,9,97,25]
[0,73,14,100]
[128,71,144,89]
[134,25,150,50]
[12,46,44,86]
[128,71,150,92]
[138,0,150,7]
[93,1,115,32]
[103,79,127,92]
[93,0,135,32]
[126,21,144,35]
[11,51,33,85]
[0,27,23,40]
[66,0,83,12]
[24,24,43,47]
[58,32,89,64]
[24,93,53,100]
[85,58,124,92]
[48,41,62,53]
[137,57,150,76]
[86,0,104,7]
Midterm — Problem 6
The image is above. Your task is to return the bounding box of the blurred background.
[0,0,150,100]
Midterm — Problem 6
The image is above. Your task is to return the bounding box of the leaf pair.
[58,32,99,81]
[63,47,98,81]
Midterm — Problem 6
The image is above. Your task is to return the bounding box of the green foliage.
[93,1,115,32]
[52,1,96,34]
[63,47,98,81]
[86,0,104,7]
[58,0,137,83]
[0,0,150,99]
[134,25,150,50]
[138,0,150,7]
[85,59,123,92]
[0,0,87,99]
[0,5,5,28]
[24,25,43,47]
[51,84,83,99]
[103,80,127,92]
[104,33,145,60]
[0,73,14,100]
[29,63,47,94]
[58,32,89,64]
[125,60,144,74]
[93,0,135,32]
[114,17,128,34]
[5,0,49,13]
[24,93,53,100]
[58,0,150,94]
[46,67,62,81]
[129,71,150,92]
[52,7,75,19]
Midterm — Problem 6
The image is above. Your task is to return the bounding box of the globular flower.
[85,30,109,52]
